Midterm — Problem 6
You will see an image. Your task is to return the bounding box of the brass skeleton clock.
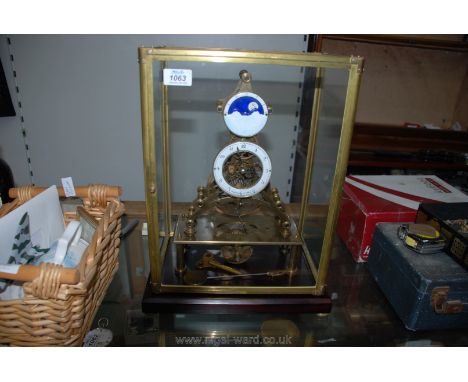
[174,70,300,284]
[138,47,363,303]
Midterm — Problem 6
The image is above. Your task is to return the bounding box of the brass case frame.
[139,47,363,295]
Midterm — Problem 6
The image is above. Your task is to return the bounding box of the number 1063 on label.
[163,69,192,86]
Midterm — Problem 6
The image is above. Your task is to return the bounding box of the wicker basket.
[0,184,124,346]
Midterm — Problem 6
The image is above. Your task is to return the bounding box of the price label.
[163,69,192,86]
[83,328,113,347]
[61,177,76,197]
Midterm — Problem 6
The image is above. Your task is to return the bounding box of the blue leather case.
[368,223,468,331]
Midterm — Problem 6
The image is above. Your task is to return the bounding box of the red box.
[337,175,468,262]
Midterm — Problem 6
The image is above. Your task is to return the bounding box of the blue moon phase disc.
[223,92,268,137]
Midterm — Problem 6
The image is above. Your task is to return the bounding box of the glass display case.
[138,47,362,308]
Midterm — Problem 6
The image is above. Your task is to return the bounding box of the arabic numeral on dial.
[241,144,246,149]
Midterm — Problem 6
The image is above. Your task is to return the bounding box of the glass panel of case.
[144,50,360,293]
[303,68,348,268]
[152,59,319,289]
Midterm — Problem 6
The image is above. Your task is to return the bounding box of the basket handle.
[8,185,122,201]
[0,264,80,284]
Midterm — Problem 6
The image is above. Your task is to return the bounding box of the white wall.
[0,35,307,200]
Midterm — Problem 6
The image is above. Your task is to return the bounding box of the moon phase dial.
[213,141,272,198]
[223,92,268,137]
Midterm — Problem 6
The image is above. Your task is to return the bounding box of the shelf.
[351,123,468,153]
[348,123,468,171]
[319,34,468,53]
[349,153,468,171]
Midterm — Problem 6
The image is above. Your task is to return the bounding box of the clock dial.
[213,141,272,198]
[223,92,268,137]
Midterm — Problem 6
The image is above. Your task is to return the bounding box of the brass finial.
[239,70,251,83]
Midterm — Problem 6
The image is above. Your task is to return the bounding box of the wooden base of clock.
[141,278,332,314]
